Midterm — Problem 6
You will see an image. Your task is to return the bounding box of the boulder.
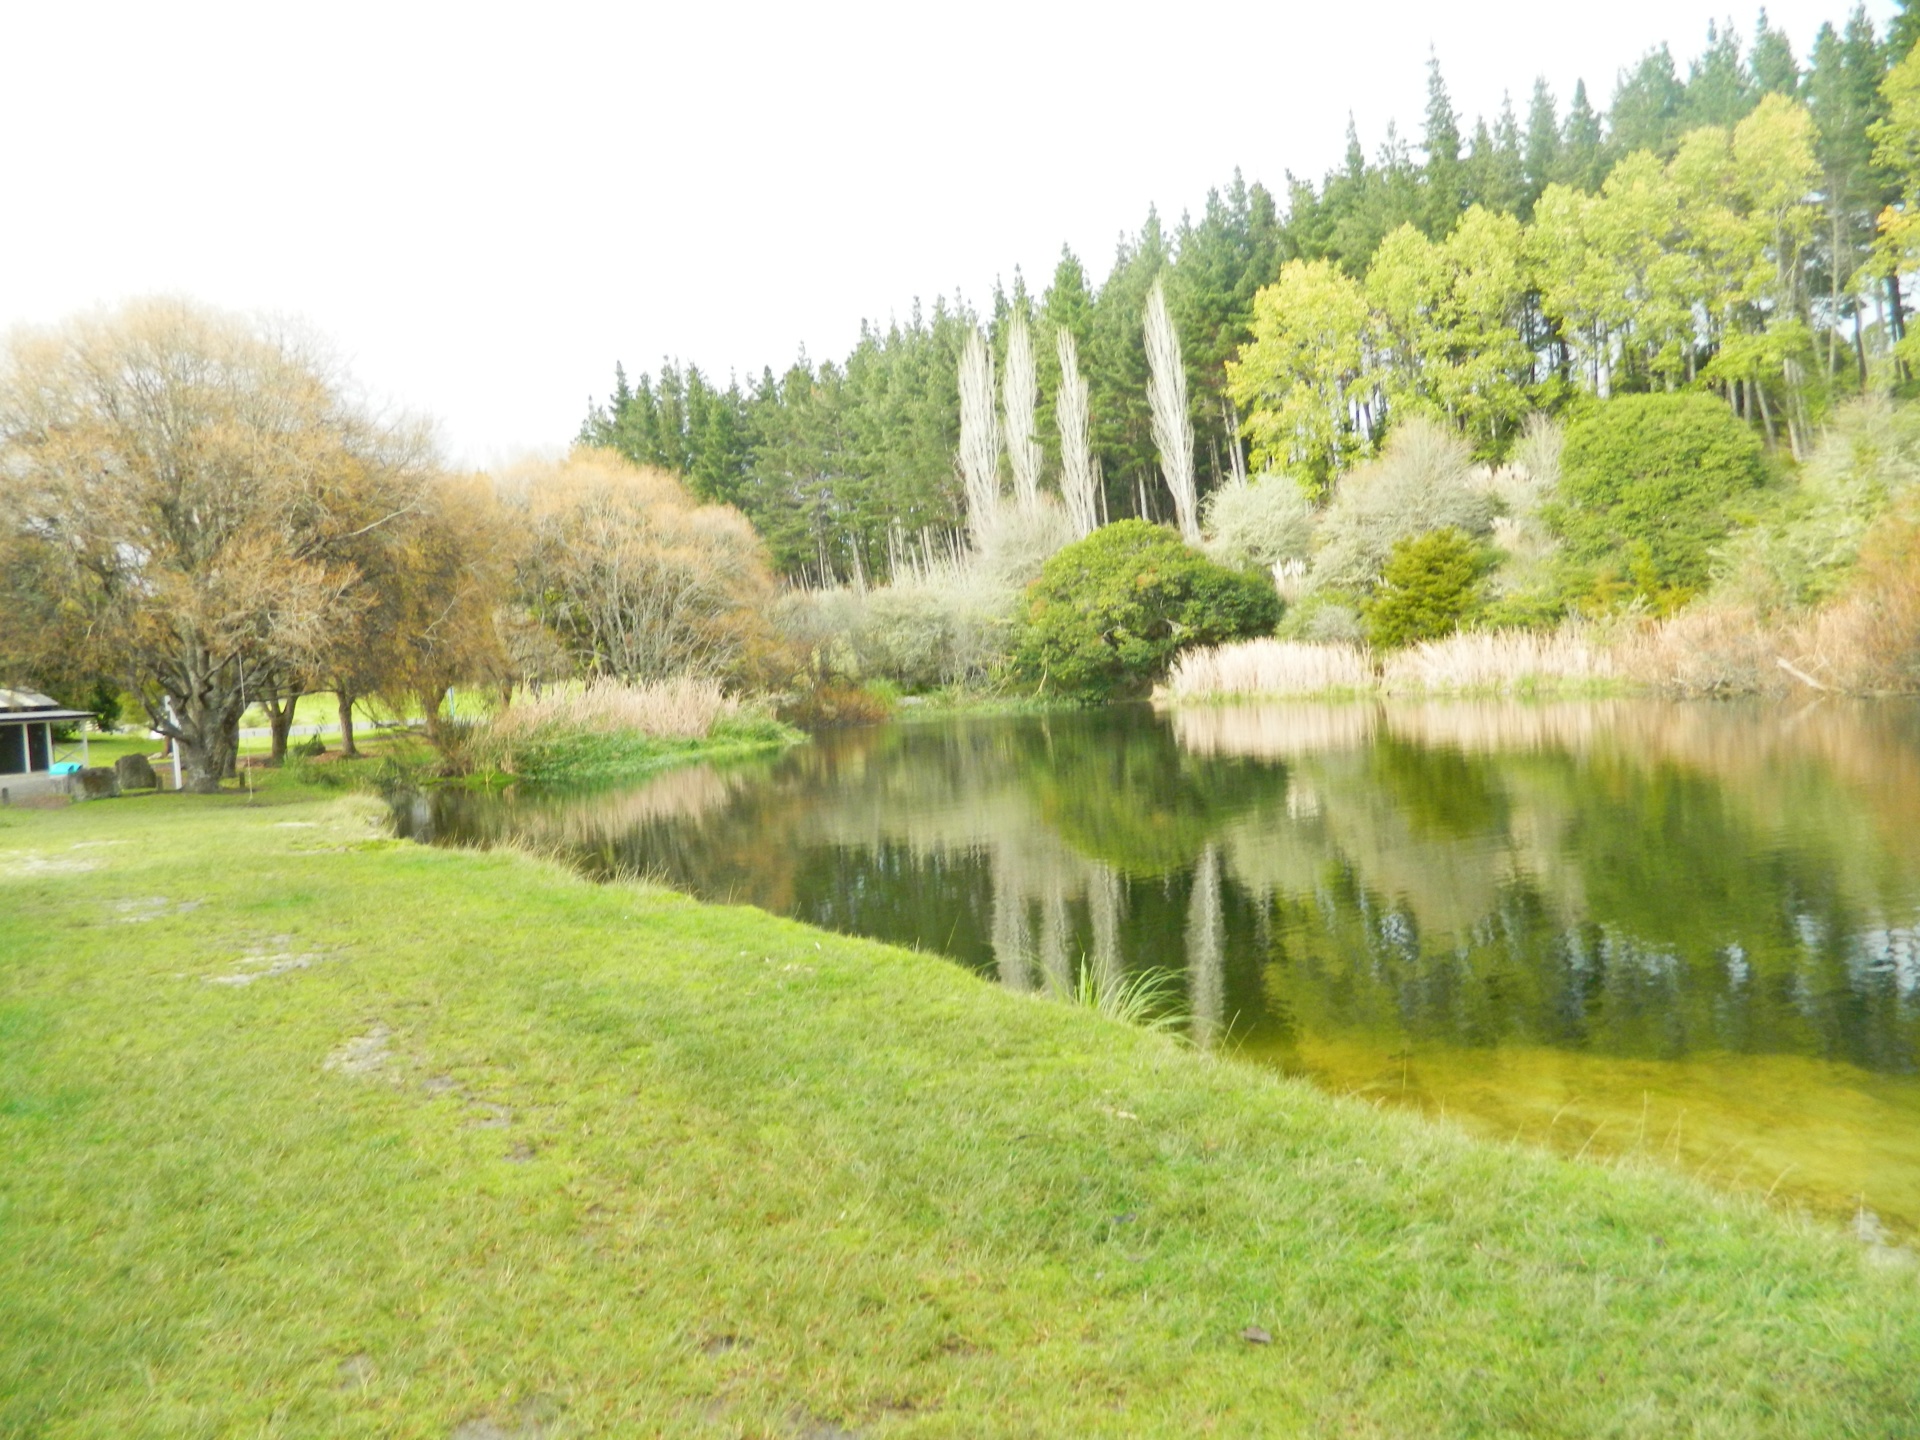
[115,753,160,790]
[77,767,121,800]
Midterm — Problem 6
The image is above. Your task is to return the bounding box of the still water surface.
[399,700,1920,1236]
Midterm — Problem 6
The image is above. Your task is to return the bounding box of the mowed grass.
[2,788,1918,1437]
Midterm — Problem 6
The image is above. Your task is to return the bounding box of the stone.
[77,767,121,800]
[115,753,160,790]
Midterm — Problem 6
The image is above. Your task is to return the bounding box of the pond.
[395,699,1920,1238]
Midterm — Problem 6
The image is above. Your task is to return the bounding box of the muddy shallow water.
[396,698,1920,1236]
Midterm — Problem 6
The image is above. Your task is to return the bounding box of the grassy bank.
[463,681,805,785]
[469,715,804,786]
[3,785,1918,1437]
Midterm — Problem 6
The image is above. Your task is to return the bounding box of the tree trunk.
[420,687,449,745]
[223,712,241,779]
[1754,376,1778,448]
[1853,304,1870,393]
[1890,274,1909,382]
[1828,211,1844,381]
[177,729,238,793]
[336,690,359,758]
[163,687,242,794]
[264,691,300,766]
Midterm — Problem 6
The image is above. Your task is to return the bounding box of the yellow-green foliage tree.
[1225,259,1370,496]
[1871,40,1920,374]
[1700,96,1822,455]
[1234,95,1826,490]
[1367,207,1533,451]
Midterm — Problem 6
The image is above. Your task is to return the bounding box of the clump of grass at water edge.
[461,677,803,783]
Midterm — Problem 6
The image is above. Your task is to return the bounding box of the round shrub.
[1366,528,1490,648]
[1201,472,1315,570]
[1551,393,1766,600]
[1011,520,1281,699]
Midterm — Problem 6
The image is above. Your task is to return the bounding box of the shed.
[1,687,97,800]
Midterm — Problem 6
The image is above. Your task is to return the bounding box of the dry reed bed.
[486,677,740,740]
[1160,639,1374,700]
[1382,630,1615,693]
[1161,630,1617,702]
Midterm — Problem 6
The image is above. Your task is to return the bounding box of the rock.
[115,753,159,790]
[77,767,121,800]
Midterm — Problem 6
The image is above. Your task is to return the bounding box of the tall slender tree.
[958,327,1001,545]
[1054,327,1101,538]
[1144,278,1199,541]
[1002,313,1041,512]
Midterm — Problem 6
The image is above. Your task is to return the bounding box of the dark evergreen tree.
[1808,7,1891,383]
[1889,0,1920,62]
[1610,46,1686,155]
[1560,80,1608,189]
[1084,210,1167,522]
[1681,20,1758,128]
[1521,78,1560,216]
[1466,97,1526,216]
[1751,9,1801,96]
[1422,52,1466,234]
[1166,173,1286,492]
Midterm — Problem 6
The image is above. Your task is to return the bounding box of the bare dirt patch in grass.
[204,935,343,986]
[323,1025,394,1077]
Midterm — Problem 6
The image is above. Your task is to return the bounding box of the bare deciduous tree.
[372,473,518,742]
[504,449,777,687]
[0,298,427,790]
[1002,316,1041,512]
[1054,327,1101,539]
[1145,278,1199,542]
[957,327,1001,545]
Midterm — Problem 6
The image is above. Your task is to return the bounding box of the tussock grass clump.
[1382,628,1617,695]
[1159,638,1375,700]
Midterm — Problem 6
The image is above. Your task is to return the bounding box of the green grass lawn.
[3,782,1918,1437]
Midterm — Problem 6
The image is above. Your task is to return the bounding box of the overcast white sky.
[0,1,1896,466]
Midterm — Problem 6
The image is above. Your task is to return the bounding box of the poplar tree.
[1002,314,1042,513]
[1054,327,1101,539]
[1145,278,1199,542]
[958,328,1002,546]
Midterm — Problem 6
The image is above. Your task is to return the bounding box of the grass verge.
[469,715,805,786]
[2,783,1917,1436]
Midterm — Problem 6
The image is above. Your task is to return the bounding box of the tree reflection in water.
[402,699,1920,1233]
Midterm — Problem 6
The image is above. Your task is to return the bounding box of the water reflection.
[400,699,1920,1233]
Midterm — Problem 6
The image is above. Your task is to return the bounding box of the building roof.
[0,686,95,722]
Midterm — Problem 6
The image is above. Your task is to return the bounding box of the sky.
[0,0,1897,467]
